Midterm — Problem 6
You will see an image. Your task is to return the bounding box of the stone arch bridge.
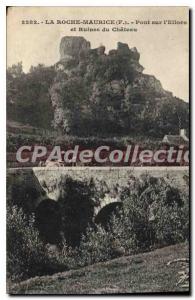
[7,166,188,244]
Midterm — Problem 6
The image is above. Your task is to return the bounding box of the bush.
[7,205,68,282]
[118,175,189,250]
[7,205,48,281]
[77,226,114,266]
[77,210,138,267]
[154,199,189,246]
[108,209,139,254]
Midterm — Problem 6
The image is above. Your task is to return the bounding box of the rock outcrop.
[59,36,91,61]
[51,36,189,137]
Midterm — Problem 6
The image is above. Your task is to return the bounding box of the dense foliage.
[7,174,189,282]
[7,63,55,129]
[7,206,68,281]
[7,42,189,138]
[50,42,189,137]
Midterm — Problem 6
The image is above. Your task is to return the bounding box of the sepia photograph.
[6,6,190,294]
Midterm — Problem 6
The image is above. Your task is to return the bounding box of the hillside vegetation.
[7,37,189,138]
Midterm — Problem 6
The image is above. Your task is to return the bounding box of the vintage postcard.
[6,6,190,294]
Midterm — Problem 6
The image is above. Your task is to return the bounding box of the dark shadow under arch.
[35,199,62,244]
[94,202,122,228]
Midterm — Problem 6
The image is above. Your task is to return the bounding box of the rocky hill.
[50,36,189,137]
[7,36,189,138]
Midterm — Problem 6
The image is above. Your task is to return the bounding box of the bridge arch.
[94,194,122,227]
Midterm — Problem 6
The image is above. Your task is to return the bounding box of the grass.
[8,242,189,295]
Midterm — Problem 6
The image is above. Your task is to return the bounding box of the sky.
[7,6,189,101]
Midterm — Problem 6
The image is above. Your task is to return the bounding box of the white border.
[1,0,195,6]
[0,0,193,298]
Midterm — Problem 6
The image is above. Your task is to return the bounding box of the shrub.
[7,205,68,282]
[7,205,47,281]
[108,208,139,254]
[118,175,189,250]
[77,225,114,266]
[77,214,137,267]
[154,197,189,246]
